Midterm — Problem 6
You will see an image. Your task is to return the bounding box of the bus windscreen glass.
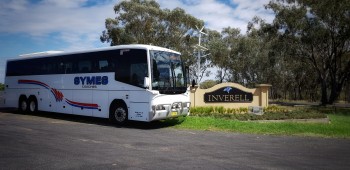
[150,50,186,94]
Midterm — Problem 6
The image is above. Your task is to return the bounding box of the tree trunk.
[320,80,328,106]
[298,85,303,100]
[328,82,343,104]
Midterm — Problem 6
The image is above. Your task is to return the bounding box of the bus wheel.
[28,96,38,113]
[110,102,128,125]
[18,96,28,113]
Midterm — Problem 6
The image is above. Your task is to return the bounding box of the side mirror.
[144,77,150,88]
[191,79,196,87]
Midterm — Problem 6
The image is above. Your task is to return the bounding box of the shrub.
[239,107,248,114]
[189,106,327,121]
[215,106,225,114]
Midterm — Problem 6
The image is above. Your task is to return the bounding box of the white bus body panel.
[4,45,190,122]
[4,73,165,122]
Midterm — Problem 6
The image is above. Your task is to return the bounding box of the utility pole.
[194,26,208,86]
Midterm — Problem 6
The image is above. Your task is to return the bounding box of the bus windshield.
[150,50,187,94]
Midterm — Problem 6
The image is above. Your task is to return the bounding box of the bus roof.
[10,44,180,61]
[19,51,64,58]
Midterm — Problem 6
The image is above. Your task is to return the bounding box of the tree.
[207,28,241,83]
[207,30,228,83]
[200,80,218,89]
[265,0,350,105]
[0,83,4,91]
[100,0,203,67]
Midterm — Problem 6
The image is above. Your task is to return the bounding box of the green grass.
[162,113,350,138]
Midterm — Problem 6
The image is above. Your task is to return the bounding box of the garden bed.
[189,106,327,121]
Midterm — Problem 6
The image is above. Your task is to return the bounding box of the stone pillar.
[256,84,272,107]
[190,85,199,107]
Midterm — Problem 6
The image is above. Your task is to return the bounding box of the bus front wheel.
[109,101,128,125]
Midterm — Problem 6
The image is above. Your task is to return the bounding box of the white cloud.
[0,0,28,11]
[0,0,274,51]
[232,0,273,21]
[0,0,117,51]
[40,0,88,8]
[158,0,273,33]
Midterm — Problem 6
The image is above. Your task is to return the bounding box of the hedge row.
[189,106,327,121]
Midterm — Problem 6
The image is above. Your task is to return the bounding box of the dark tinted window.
[113,49,148,87]
[6,49,148,88]
[7,56,62,76]
[6,51,115,76]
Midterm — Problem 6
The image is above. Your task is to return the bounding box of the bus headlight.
[154,104,165,111]
[171,103,181,109]
[182,102,190,108]
[152,104,169,114]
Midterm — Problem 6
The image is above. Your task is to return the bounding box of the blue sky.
[0,0,273,83]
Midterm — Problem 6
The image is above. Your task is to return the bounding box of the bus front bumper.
[150,102,191,121]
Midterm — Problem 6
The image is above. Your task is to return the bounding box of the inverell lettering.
[204,86,253,103]
[74,76,108,86]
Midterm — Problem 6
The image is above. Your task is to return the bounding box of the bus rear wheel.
[28,96,38,113]
[110,102,128,125]
[18,96,28,113]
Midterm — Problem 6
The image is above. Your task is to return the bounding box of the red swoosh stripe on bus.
[51,88,64,102]
[65,99,99,110]
[19,79,64,102]
[18,79,99,110]
[18,80,50,89]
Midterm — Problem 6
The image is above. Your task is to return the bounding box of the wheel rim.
[29,101,36,112]
[20,100,27,111]
[114,107,126,123]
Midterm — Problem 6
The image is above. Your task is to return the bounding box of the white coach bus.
[3,44,191,124]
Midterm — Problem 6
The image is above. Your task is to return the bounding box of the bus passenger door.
[128,91,151,122]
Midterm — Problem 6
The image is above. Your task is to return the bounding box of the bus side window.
[64,62,73,74]
[130,63,147,86]
[115,61,129,83]
[78,60,91,73]
[57,62,64,74]
[108,61,115,72]
[113,49,148,87]
[99,60,109,72]
[46,63,55,74]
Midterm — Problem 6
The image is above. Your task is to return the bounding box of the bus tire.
[28,96,38,113]
[18,95,28,113]
[109,100,128,125]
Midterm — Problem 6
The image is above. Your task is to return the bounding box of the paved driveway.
[0,110,349,169]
